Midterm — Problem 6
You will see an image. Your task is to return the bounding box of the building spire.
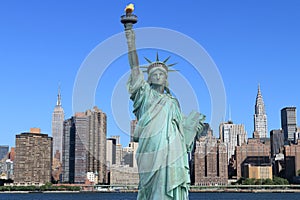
[257,83,261,96]
[57,84,61,106]
[254,83,268,138]
[255,83,264,114]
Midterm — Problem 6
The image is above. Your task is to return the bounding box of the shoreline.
[1,189,300,194]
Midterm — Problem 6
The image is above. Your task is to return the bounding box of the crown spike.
[167,63,178,67]
[163,56,171,64]
[144,57,152,63]
[156,52,159,62]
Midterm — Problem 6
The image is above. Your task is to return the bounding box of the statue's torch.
[120,3,138,30]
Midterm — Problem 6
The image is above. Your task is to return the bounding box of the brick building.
[235,138,270,179]
[284,140,300,182]
[14,128,52,185]
[193,131,228,186]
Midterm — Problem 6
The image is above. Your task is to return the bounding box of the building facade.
[219,121,247,162]
[52,87,65,160]
[62,113,88,184]
[111,136,123,165]
[235,138,271,179]
[270,129,284,157]
[284,141,300,182]
[243,164,272,179]
[0,146,9,160]
[281,107,297,142]
[86,107,107,184]
[109,165,139,185]
[253,85,268,138]
[106,138,117,170]
[62,107,107,184]
[51,87,65,181]
[14,128,52,185]
[194,131,228,186]
[122,142,138,168]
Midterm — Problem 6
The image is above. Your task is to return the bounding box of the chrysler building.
[253,84,268,138]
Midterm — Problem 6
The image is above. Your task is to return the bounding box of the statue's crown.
[141,53,178,74]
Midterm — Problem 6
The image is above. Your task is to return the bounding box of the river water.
[0,192,299,200]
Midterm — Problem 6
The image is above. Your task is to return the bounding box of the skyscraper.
[52,86,65,159]
[281,107,297,142]
[61,117,75,183]
[62,113,88,184]
[219,121,247,162]
[86,107,107,184]
[62,107,107,184]
[14,128,52,185]
[51,86,64,181]
[254,84,268,138]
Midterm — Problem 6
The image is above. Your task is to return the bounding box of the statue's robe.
[127,69,203,200]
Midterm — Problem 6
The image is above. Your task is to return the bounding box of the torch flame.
[125,3,134,13]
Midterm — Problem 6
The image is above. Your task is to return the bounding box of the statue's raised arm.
[121,4,139,70]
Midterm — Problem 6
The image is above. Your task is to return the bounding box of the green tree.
[263,178,273,185]
[243,178,256,185]
[273,176,289,185]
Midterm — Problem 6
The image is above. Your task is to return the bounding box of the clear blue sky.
[1,1,300,148]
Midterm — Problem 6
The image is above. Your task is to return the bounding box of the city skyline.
[1,1,300,148]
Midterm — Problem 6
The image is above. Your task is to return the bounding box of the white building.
[254,84,268,138]
[219,121,247,161]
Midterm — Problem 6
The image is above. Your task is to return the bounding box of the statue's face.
[149,68,167,86]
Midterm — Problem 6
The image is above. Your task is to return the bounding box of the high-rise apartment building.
[253,85,268,138]
[219,121,247,162]
[281,107,297,142]
[193,129,228,186]
[61,117,75,183]
[62,107,107,184]
[86,107,107,184]
[62,113,88,184]
[14,128,52,185]
[51,87,64,181]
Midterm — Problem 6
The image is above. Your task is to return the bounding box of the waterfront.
[0,192,300,200]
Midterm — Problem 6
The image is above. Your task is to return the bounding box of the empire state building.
[51,86,64,181]
[253,84,268,138]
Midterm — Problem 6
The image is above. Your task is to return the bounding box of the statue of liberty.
[121,4,206,200]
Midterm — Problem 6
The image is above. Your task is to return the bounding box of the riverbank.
[1,188,300,194]
[190,188,300,193]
